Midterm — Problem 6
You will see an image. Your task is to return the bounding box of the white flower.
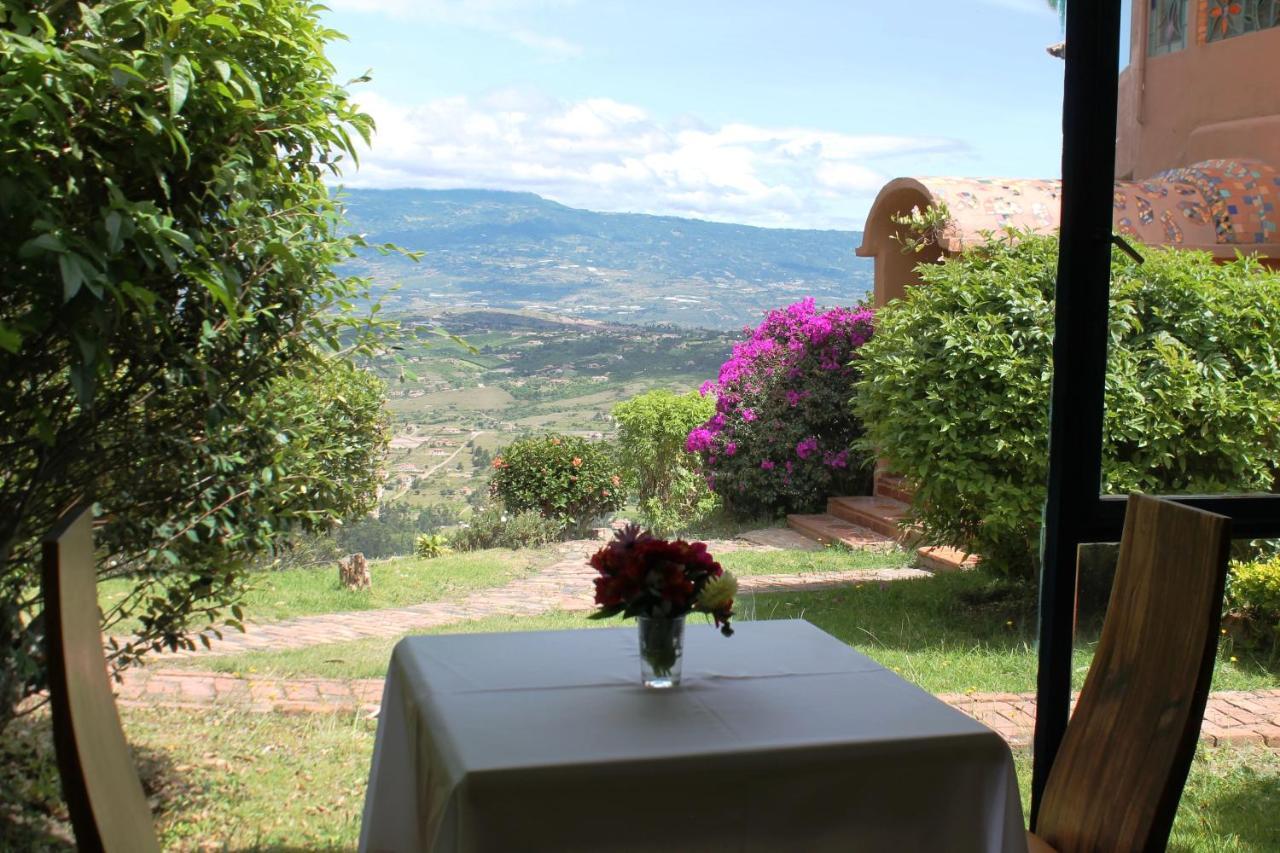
[698,572,738,611]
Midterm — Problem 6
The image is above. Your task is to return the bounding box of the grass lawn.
[1011,745,1280,852]
[170,569,1279,694]
[740,575,1278,695]
[3,707,1276,851]
[717,545,913,576]
[98,548,552,634]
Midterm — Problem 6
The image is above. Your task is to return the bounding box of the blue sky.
[323,1,1126,229]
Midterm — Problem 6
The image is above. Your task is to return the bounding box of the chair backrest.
[42,507,160,853]
[1036,493,1231,853]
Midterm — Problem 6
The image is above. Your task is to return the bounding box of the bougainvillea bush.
[855,234,1280,579]
[687,299,876,518]
[490,434,625,536]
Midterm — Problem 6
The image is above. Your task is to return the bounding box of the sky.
[321,1,1128,230]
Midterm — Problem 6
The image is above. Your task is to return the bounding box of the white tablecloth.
[360,619,1026,853]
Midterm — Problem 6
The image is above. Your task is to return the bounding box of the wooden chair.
[42,506,160,853]
[1028,493,1231,853]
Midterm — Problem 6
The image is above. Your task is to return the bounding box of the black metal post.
[1030,0,1124,825]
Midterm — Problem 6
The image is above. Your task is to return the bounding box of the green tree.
[612,389,717,532]
[0,0,393,729]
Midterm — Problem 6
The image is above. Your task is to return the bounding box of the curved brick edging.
[114,668,1280,748]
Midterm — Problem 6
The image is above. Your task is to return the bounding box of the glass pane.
[1149,0,1189,54]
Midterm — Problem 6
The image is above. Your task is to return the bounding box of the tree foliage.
[0,0,393,727]
[855,235,1280,577]
[612,389,716,534]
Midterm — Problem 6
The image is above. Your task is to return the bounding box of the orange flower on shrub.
[572,457,583,467]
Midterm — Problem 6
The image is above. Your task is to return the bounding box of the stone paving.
[114,666,1280,749]
[117,534,929,660]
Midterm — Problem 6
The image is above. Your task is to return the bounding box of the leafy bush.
[414,534,452,559]
[291,502,461,562]
[633,494,723,540]
[489,434,625,535]
[855,235,1280,577]
[1224,556,1280,656]
[1230,554,1280,615]
[451,507,564,551]
[687,299,876,518]
[613,390,718,533]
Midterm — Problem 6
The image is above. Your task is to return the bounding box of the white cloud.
[338,89,967,229]
[329,0,584,59]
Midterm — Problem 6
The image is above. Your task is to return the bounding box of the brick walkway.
[118,535,929,660]
[115,667,1280,748]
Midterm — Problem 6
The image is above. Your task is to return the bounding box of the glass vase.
[637,615,685,689]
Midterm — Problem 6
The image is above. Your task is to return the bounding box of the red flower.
[588,527,723,619]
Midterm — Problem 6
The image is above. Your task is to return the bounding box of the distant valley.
[338,188,872,328]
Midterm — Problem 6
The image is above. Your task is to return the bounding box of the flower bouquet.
[589,524,736,688]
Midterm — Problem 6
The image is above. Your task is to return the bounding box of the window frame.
[1029,0,1280,823]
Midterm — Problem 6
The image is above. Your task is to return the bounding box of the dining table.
[359,619,1026,852]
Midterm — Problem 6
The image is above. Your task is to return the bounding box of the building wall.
[1117,3,1280,179]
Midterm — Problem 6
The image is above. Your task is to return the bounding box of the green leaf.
[202,14,239,36]
[167,55,194,116]
[19,233,65,257]
[104,210,123,251]
[78,3,103,34]
[59,253,86,301]
[0,324,23,354]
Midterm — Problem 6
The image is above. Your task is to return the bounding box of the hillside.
[338,188,872,328]
[369,309,735,521]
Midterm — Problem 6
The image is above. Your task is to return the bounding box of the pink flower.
[686,428,715,453]
[785,389,808,407]
[760,460,775,470]
[724,442,738,456]
[741,408,757,422]
[795,436,819,460]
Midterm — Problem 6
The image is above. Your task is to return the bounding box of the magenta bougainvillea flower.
[688,299,875,517]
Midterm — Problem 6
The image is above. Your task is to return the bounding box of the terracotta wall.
[1117,14,1280,179]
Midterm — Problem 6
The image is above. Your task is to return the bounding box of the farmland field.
[367,309,737,524]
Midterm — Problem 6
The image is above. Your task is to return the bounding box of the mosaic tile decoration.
[1156,159,1280,244]
[917,178,1061,253]
[906,159,1278,253]
[1202,0,1280,42]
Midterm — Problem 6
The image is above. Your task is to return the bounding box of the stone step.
[785,513,897,550]
[827,495,913,542]
[915,544,980,573]
[873,472,915,505]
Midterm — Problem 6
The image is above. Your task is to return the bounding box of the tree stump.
[338,553,371,591]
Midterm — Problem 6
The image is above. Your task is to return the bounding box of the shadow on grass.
[230,840,355,845]
[741,567,1280,693]
[743,569,1047,652]
[0,710,203,852]
[1169,751,1280,851]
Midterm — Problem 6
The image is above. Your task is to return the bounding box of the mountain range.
[338,188,872,329]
